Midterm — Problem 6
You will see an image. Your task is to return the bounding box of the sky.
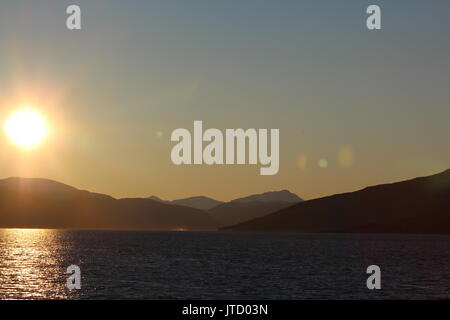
[0,0,449,201]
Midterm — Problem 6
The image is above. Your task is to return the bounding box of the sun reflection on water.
[0,229,74,299]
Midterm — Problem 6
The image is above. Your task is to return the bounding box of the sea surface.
[0,229,449,299]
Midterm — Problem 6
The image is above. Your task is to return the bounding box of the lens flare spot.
[338,146,354,168]
[297,155,308,170]
[318,159,328,168]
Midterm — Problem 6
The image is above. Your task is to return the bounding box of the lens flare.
[338,146,354,168]
[297,155,308,170]
[318,159,328,168]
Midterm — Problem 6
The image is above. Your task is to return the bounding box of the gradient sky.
[0,0,449,201]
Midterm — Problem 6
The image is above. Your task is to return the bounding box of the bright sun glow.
[4,109,49,149]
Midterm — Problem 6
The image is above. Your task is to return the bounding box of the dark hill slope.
[223,170,450,234]
[0,178,217,230]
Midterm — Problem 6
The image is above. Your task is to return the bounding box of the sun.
[4,109,49,149]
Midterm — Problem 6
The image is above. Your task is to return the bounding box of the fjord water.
[0,229,449,299]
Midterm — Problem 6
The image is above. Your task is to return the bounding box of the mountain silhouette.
[209,190,302,227]
[3,171,448,234]
[222,169,450,234]
[230,190,302,204]
[0,178,217,230]
[148,190,302,227]
[147,195,224,210]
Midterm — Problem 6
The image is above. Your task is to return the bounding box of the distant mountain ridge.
[147,195,224,210]
[149,190,303,227]
[223,169,450,234]
[230,190,301,203]
[0,177,303,231]
[3,170,447,234]
[208,190,302,227]
[0,177,217,230]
